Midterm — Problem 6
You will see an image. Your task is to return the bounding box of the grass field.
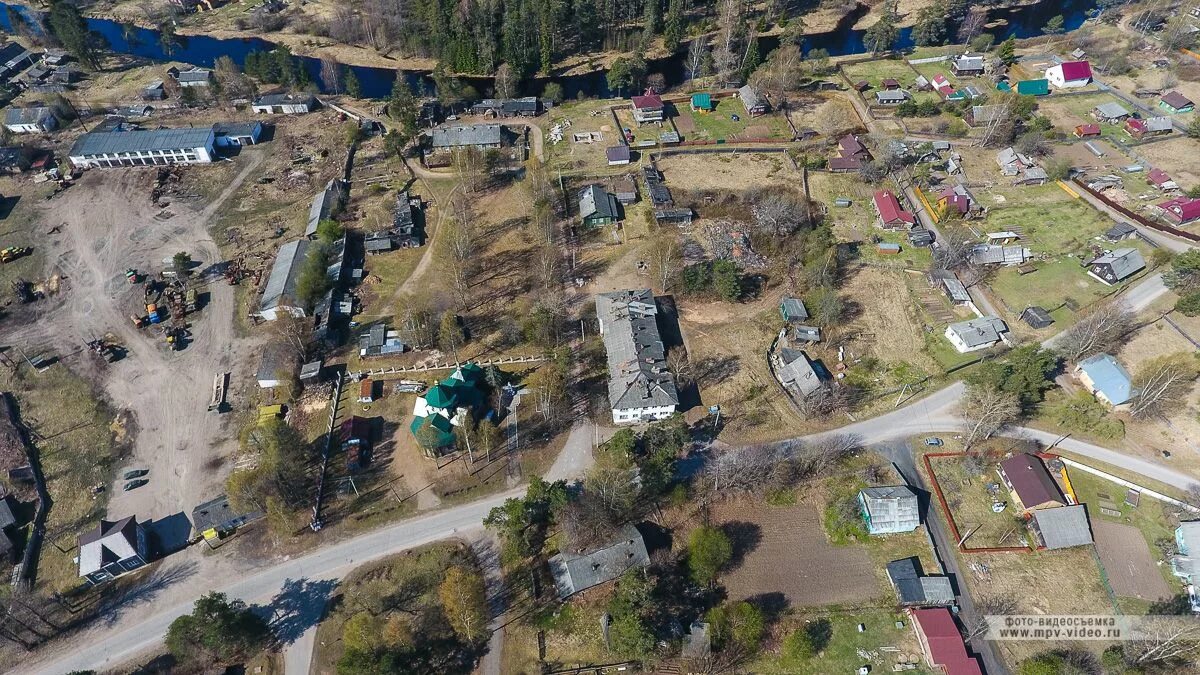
[842,59,941,105]
[748,610,926,674]
[677,96,792,142]
[1038,92,1134,143]
[8,364,123,593]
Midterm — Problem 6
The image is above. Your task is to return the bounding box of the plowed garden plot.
[1093,520,1172,602]
[710,500,878,607]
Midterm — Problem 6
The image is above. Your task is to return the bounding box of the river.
[0,0,1098,100]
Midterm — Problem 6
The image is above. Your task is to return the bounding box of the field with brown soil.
[1092,520,1172,602]
[1136,137,1200,189]
[709,499,879,607]
[654,152,799,192]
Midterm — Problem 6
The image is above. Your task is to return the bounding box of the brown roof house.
[997,454,1065,512]
[78,516,148,586]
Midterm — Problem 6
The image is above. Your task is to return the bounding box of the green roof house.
[996,81,1012,92]
[691,93,714,112]
[1016,79,1049,96]
[410,362,487,457]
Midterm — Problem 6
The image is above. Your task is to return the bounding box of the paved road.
[878,440,1008,675]
[28,489,522,675]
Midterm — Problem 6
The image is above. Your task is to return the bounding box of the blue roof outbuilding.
[1078,353,1135,406]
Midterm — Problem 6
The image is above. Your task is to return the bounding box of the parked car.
[924,437,944,446]
[123,479,148,491]
[123,469,148,480]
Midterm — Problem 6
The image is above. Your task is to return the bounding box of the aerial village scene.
[3,0,1200,673]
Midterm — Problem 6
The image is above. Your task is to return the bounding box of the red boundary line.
[922,451,1041,554]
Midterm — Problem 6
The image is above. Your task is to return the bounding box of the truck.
[0,247,31,263]
[146,303,161,324]
[185,288,197,313]
[209,372,228,412]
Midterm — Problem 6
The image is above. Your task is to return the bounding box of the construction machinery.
[130,314,146,328]
[0,247,31,264]
[125,268,141,284]
[185,288,198,312]
[146,303,161,324]
[85,335,122,363]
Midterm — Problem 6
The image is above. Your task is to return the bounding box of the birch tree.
[1130,353,1199,419]
[648,236,681,292]
[438,566,487,643]
[687,37,708,81]
[960,384,1020,449]
[1054,303,1135,362]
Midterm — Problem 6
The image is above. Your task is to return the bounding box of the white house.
[252,92,318,114]
[597,289,679,425]
[68,128,216,168]
[1045,61,1092,89]
[78,517,148,586]
[944,316,1008,353]
[3,106,57,134]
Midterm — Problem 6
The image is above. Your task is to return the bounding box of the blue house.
[858,486,920,535]
[1075,353,1135,407]
[1171,521,1200,611]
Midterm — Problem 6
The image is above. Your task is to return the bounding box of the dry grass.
[655,152,798,192]
[838,267,939,375]
[1136,137,1200,189]
[927,455,1030,549]
[961,547,1115,664]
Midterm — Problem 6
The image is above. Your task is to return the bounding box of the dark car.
[123,479,149,491]
[123,469,149,480]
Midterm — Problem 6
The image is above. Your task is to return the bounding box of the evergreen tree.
[912,4,947,46]
[643,0,660,38]
[863,3,901,54]
[345,68,362,98]
[663,0,684,53]
[47,0,105,70]
[387,73,419,137]
[1044,14,1065,35]
[998,36,1017,65]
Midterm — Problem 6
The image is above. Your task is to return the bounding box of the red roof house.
[1148,168,1178,191]
[932,74,955,97]
[1159,196,1200,225]
[1074,124,1101,138]
[873,189,916,229]
[631,89,665,124]
[1047,60,1092,88]
[911,608,983,675]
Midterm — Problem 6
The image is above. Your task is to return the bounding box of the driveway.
[877,439,1008,675]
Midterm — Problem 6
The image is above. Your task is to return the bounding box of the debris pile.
[703,220,767,269]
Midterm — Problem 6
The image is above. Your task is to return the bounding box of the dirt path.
[4,151,267,529]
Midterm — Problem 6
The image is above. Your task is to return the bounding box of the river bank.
[5,0,1065,76]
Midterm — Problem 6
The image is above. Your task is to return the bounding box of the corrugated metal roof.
[1032,505,1093,549]
[548,523,649,598]
[596,289,679,410]
[69,128,215,157]
[1078,353,1135,405]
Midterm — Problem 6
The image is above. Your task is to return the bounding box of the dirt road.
[5,151,266,529]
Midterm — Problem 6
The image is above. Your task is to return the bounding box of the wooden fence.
[1072,179,1200,243]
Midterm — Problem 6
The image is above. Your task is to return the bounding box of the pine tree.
[998,36,1017,65]
[345,68,362,98]
[47,0,105,70]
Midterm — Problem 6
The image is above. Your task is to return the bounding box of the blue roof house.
[1075,353,1135,407]
[1172,522,1200,612]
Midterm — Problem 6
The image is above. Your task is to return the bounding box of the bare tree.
[751,191,810,237]
[268,308,314,363]
[1054,303,1136,362]
[648,236,681,292]
[932,228,977,270]
[1130,353,1199,419]
[320,57,343,94]
[963,595,1020,640]
[703,434,861,497]
[452,147,487,194]
[439,216,477,309]
[713,0,744,85]
[795,382,852,419]
[535,243,560,287]
[960,384,1020,449]
[687,37,709,81]
[494,63,518,99]
[1125,616,1200,667]
[750,45,803,107]
[957,8,987,44]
